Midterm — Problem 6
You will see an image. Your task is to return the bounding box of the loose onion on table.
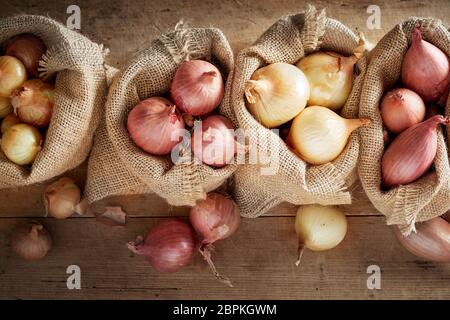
[382,115,448,188]
[245,62,310,128]
[44,177,82,219]
[402,26,450,103]
[1,113,21,134]
[11,223,52,261]
[12,79,55,128]
[380,88,426,134]
[0,96,13,118]
[190,192,240,287]
[288,106,370,165]
[127,97,185,156]
[127,218,196,273]
[1,123,42,165]
[294,205,347,266]
[170,60,224,116]
[0,56,27,97]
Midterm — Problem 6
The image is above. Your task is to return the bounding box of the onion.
[380,88,426,134]
[402,26,450,102]
[0,97,12,118]
[11,223,52,261]
[191,115,241,167]
[11,79,55,128]
[170,60,224,116]
[190,193,240,286]
[0,56,27,97]
[1,113,21,134]
[127,97,185,156]
[4,34,46,79]
[382,115,448,188]
[0,123,42,165]
[288,106,371,165]
[295,205,347,266]
[296,51,356,110]
[245,62,310,128]
[127,218,196,273]
[44,177,81,219]
[394,217,450,262]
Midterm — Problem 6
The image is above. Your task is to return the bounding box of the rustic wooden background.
[1,0,450,300]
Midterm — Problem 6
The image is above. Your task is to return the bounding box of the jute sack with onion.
[0,15,107,188]
[85,24,236,206]
[225,6,369,218]
[358,18,450,235]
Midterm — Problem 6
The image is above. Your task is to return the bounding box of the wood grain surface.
[1,0,450,300]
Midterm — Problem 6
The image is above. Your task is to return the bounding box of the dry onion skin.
[0,123,42,165]
[0,56,27,98]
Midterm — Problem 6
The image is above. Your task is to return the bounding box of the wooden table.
[1,0,450,300]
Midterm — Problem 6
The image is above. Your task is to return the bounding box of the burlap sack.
[0,15,107,188]
[358,18,450,235]
[85,25,236,206]
[225,6,367,218]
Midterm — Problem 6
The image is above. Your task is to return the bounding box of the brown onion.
[127,97,185,156]
[0,96,12,118]
[402,26,450,102]
[1,113,21,134]
[11,223,52,261]
[12,79,55,128]
[394,217,450,262]
[170,60,224,116]
[127,218,196,273]
[190,193,240,286]
[4,34,46,79]
[382,115,448,188]
[380,88,425,133]
[0,56,27,97]
[1,123,42,165]
[44,177,81,219]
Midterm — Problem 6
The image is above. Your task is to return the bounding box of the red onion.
[11,223,52,261]
[191,115,240,167]
[190,192,240,286]
[402,26,450,102]
[170,60,224,116]
[380,88,425,134]
[127,97,185,155]
[127,218,196,273]
[4,34,46,79]
[382,115,449,188]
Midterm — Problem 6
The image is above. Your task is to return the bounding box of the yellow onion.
[288,106,370,165]
[0,56,27,97]
[245,62,310,128]
[44,177,81,219]
[0,97,13,118]
[295,205,347,266]
[1,113,21,134]
[11,223,52,261]
[296,51,357,110]
[1,123,42,165]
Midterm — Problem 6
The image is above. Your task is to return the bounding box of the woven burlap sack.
[85,25,236,206]
[358,18,450,235]
[0,15,107,188]
[225,6,367,218]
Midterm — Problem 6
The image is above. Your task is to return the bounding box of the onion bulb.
[394,217,450,262]
[190,193,240,286]
[288,106,371,165]
[191,115,241,167]
[296,51,356,110]
[402,26,450,102]
[295,205,347,266]
[381,88,426,133]
[127,97,185,155]
[1,123,42,165]
[127,218,196,273]
[44,177,81,219]
[382,115,448,188]
[245,62,310,128]
[0,97,13,118]
[170,60,224,116]
[0,56,27,97]
[4,34,46,79]
[12,79,55,128]
[1,113,21,134]
[11,223,52,261]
